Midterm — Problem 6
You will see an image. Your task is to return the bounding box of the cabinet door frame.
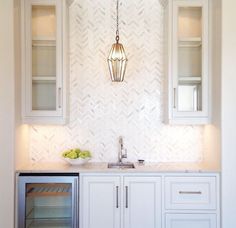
[80,175,121,228]
[123,176,162,228]
[166,0,210,124]
[21,0,68,124]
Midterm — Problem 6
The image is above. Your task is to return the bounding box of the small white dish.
[64,157,90,166]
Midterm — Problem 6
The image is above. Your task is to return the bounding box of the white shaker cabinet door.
[123,176,162,228]
[80,175,121,228]
[165,214,217,228]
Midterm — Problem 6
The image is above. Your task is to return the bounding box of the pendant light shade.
[107,0,128,82]
[108,42,127,82]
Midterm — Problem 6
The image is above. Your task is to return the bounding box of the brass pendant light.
[108,0,128,82]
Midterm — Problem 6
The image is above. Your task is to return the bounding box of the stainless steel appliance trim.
[18,175,79,228]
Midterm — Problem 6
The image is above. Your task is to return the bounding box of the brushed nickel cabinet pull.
[58,87,62,109]
[173,88,177,109]
[116,186,119,208]
[125,186,128,208]
[179,191,202,195]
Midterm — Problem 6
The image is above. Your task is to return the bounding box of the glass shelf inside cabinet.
[178,37,202,48]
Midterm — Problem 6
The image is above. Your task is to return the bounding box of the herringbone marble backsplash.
[29,0,203,163]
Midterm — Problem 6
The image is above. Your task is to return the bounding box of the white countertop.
[16,162,220,173]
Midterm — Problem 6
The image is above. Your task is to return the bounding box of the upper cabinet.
[165,0,210,124]
[21,0,69,124]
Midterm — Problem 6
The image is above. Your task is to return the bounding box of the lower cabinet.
[80,176,121,228]
[165,214,217,228]
[80,173,219,228]
[80,175,162,228]
[123,176,162,228]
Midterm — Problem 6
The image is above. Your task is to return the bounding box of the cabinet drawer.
[165,213,217,228]
[165,176,217,210]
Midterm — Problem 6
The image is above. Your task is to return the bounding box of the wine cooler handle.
[73,178,78,228]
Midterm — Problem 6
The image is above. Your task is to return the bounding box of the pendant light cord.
[116,0,120,43]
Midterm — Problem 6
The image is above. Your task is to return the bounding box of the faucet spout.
[118,136,127,163]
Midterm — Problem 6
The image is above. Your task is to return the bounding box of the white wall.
[221,0,236,227]
[0,0,15,227]
[14,0,29,170]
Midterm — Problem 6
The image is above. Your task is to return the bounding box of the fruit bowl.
[62,148,92,166]
[64,157,90,166]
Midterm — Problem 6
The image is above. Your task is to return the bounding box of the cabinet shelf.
[179,37,202,47]
[32,37,56,41]
[32,76,56,81]
[26,206,72,219]
[27,183,71,197]
[26,218,71,228]
[178,76,202,84]
[32,39,56,47]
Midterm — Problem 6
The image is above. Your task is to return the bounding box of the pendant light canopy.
[108,0,128,82]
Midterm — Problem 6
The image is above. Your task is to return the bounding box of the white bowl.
[64,157,90,166]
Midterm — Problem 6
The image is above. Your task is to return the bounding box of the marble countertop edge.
[15,162,221,173]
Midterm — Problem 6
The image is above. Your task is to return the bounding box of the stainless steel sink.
[108,162,135,169]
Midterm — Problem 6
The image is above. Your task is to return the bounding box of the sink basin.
[108,162,135,169]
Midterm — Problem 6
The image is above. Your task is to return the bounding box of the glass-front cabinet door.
[168,0,209,124]
[18,175,78,228]
[21,0,68,124]
[31,4,57,112]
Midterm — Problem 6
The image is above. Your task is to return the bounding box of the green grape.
[66,150,78,159]
[62,148,91,159]
[79,150,91,159]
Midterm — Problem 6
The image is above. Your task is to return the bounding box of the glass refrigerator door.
[18,176,78,228]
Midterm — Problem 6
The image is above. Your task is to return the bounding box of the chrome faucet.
[118,136,127,163]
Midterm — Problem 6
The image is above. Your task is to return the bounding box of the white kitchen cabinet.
[21,0,69,124]
[80,174,162,228]
[164,175,219,228]
[165,214,217,228]
[123,176,162,228]
[80,173,219,228]
[165,0,210,124]
[80,175,121,228]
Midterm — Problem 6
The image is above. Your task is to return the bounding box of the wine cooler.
[18,173,79,228]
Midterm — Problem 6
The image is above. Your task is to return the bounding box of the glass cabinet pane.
[25,183,72,228]
[31,5,57,111]
[177,6,203,112]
